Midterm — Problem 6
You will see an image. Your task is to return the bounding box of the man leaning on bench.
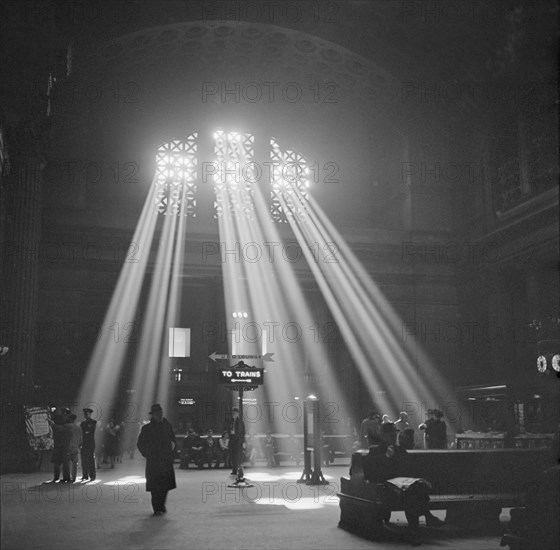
[338,410,555,546]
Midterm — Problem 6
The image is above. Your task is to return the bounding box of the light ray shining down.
[277,179,458,422]
[78,172,190,428]
[78,130,457,440]
[214,132,350,432]
[77,182,160,421]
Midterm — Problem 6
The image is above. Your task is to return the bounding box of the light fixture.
[537,355,547,373]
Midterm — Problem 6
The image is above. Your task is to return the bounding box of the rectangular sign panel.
[169,327,191,357]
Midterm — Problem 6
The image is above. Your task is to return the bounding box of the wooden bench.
[255,434,303,464]
[269,434,354,465]
[323,434,355,462]
[337,448,553,540]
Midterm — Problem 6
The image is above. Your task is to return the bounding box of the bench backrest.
[350,448,554,497]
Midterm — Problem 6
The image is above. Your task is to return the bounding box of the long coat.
[422,418,447,449]
[137,418,177,492]
[80,418,97,449]
[51,420,72,463]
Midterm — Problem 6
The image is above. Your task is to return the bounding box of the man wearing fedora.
[80,407,97,481]
[137,403,177,516]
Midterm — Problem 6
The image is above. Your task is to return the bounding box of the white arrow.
[209,352,230,362]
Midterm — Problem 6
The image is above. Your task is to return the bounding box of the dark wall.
[1,2,558,454]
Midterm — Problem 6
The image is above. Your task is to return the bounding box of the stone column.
[1,124,45,472]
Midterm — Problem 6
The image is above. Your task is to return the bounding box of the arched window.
[270,137,310,223]
[154,131,310,222]
[213,130,255,219]
[154,133,197,216]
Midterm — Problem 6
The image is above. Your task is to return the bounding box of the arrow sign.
[209,352,275,362]
[209,352,230,361]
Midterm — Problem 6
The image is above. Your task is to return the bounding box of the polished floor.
[1,457,512,550]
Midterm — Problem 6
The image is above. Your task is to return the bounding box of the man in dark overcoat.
[419,409,447,449]
[80,408,97,481]
[49,408,72,482]
[226,407,245,475]
[137,403,177,515]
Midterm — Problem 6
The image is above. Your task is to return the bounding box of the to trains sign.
[219,368,264,385]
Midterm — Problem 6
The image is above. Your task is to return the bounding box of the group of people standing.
[46,403,245,516]
[360,408,448,450]
[49,407,97,482]
[48,406,140,483]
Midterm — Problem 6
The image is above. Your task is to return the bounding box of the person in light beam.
[137,404,177,516]
[226,407,245,475]
[360,410,382,448]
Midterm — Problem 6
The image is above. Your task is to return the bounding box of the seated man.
[202,429,221,469]
[218,431,230,469]
[180,428,204,469]
[243,434,257,467]
[263,431,277,467]
[287,434,302,465]
[321,430,335,466]
[363,442,444,544]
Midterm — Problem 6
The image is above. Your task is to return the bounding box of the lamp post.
[298,395,328,485]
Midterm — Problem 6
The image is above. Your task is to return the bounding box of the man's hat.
[83,408,93,414]
[232,407,239,412]
[149,403,163,414]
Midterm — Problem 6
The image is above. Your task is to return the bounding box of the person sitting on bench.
[181,428,204,469]
[363,441,445,543]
